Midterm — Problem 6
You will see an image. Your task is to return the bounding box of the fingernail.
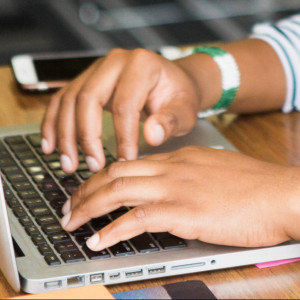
[118,157,126,162]
[62,199,71,215]
[153,124,165,145]
[86,156,100,172]
[60,211,72,228]
[60,154,73,173]
[87,234,100,250]
[41,138,49,153]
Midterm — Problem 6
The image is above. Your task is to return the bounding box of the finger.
[62,159,167,214]
[61,175,166,231]
[42,62,100,165]
[41,87,66,154]
[86,203,176,251]
[143,98,198,146]
[111,49,161,161]
[75,49,130,172]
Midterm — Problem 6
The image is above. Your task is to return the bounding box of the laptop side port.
[148,266,166,275]
[67,276,84,287]
[109,272,121,280]
[125,269,143,278]
[90,273,105,284]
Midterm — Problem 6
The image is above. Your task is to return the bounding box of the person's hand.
[41,49,200,173]
[59,146,300,251]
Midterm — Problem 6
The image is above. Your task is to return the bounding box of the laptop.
[1,112,300,294]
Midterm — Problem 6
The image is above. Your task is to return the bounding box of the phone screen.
[34,56,100,81]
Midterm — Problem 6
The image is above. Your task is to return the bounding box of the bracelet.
[193,46,240,118]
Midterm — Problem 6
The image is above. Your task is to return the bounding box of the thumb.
[144,104,197,146]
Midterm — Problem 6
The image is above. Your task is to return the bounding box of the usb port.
[109,272,121,280]
[125,269,143,278]
[90,273,104,284]
[148,266,166,275]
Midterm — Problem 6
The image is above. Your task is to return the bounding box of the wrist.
[174,52,222,111]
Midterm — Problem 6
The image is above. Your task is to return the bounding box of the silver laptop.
[1,112,300,294]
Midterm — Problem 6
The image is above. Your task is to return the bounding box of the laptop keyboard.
[0,133,186,266]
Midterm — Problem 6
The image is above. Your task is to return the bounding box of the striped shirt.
[250,13,300,113]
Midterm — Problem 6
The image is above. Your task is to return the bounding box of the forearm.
[175,38,286,114]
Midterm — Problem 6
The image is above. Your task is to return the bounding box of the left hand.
[60,146,297,251]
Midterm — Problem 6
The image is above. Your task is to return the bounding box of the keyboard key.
[44,190,66,201]
[25,225,40,236]
[37,180,59,192]
[29,206,52,216]
[21,158,40,167]
[75,235,92,246]
[4,136,24,145]
[44,254,61,266]
[26,133,42,147]
[151,232,173,240]
[19,215,34,226]
[41,153,60,163]
[82,245,111,260]
[130,233,159,253]
[91,216,111,231]
[24,198,44,208]
[61,251,85,263]
[2,165,21,175]
[13,207,27,217]
[110,242,135,257]
[71,225,93,237]
[32,173,53,184]
[50,199,66,211]
[48,232,71,244]
[27,166,46,176]
[158,237,187,250]
[48,161,61,170]
[36,215,58,226]
[38,244,53,255]
[42,224,63,235]
[55,241,79,254]
[9,143,30,153]
[0,157,16,167]
[6,197,21,208]
[16,151,36,160]
[32,234,47,245]
[4,188,14,199]
[0,149,11,158]
[7,173,27,183]
[78,171,93,180]
[13,181,33,191]
[60,176,80,187]
[65,185,78,195]
[18,189,39,199]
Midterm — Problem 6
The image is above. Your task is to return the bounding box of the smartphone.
[11,51,104,92]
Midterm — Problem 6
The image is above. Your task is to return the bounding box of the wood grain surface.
[1,66,300,299]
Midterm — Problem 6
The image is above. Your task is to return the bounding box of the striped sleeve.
[250,14,300,113]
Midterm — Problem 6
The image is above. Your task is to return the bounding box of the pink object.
[256,258,300,269]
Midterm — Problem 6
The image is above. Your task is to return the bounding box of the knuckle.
[131,48,153,62]
[74,182,87,202]
[132,206,148,225]
[165,112,179,134]
[110,177,127,193]
[61,93,75,106]
[107,48,126,58]
[76,89,93,104]
[111,102,131,117]
[106,162,123,178]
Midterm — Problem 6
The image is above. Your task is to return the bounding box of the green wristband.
[193,46,240,118]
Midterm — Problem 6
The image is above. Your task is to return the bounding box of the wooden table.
[1,65,300,299]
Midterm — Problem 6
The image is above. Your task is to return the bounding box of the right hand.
[41,48,201,173]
